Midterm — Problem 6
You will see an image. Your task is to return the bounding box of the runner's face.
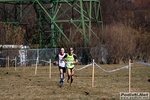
[69,48,73,54]
[60,48,64,54]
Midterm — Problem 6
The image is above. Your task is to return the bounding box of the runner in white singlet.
[55,48,66,86]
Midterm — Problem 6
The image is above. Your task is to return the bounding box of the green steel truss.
[0,0,103,48]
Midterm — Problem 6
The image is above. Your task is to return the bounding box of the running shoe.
[60,78,64,86]
[61,81,64,86]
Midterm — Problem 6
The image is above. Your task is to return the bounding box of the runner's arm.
[62,54,67,63]
[73,54,78,63]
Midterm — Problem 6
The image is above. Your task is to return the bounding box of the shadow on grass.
[148,79,150,82]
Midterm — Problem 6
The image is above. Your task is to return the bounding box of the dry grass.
[0,63,150,100]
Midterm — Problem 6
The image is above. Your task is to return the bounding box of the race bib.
[67,62,73,66]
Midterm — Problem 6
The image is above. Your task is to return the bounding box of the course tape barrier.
[0,58,6,60]
[75,63,93,70]
[17,59,37,65]
[1,57,150,68]
[0,58,51,65]
[94,62,129,72]
[75,62,129,72]
[75,61,150,72]
[136,62,150,66]
[17,59,51,65]
[39,60,50,63]
[0,58,15,61]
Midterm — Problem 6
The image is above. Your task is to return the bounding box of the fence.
[0,47,92,67]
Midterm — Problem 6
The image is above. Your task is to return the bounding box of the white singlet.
[58,53,66,67]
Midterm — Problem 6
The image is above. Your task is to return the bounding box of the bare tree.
[103,23,136,64]
[0,24,25,45]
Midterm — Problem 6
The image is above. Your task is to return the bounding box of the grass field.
[0,63,150,100]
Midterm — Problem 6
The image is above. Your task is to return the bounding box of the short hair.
[69,47,74,51]
[60,48,65,51]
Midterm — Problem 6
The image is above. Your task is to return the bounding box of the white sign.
[120,92,149,100]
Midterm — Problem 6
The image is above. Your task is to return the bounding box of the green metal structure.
[0,0,103,48]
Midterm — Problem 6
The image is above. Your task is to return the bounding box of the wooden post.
[8,56,9,69]
[15,57,17,71]
[35,56,38,75]
[6,56,7,68]
[49,59,51,79]
[92,59,95,87]
[129,59,131,92]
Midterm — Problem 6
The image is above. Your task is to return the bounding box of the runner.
[63,47,78,86]
[55,48,66,86]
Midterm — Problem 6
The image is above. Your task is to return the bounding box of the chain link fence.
[0,47,101,67]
